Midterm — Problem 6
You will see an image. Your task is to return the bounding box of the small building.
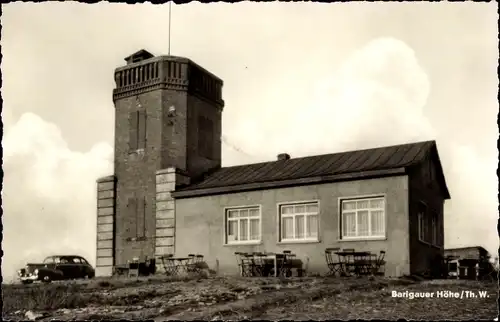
[95,49,451,278]
[445,246,492,279]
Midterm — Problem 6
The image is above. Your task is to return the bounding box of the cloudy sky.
[2,2,498,281]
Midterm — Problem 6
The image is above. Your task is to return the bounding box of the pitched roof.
[445,246,487,253]
[174,140,449,198]
[124,49,155,64]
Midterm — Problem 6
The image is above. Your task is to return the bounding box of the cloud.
[302,37,435,152]
[2,113,113,282]
[225,37,435,161]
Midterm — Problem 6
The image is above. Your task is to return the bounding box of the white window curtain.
[281,202,319,241]
[341,197,385,239]
[226,207,261,244]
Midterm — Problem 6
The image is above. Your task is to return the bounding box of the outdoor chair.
[235,252,254,277]
[252,252,267,276]
[189,254,204,273]
[186,254,197,273]
[371,251,386,275]
[353,253,373,276]
[128,257,140,278]
[325,248,343,276]
[280,250,295,277]
[160,254,180,276]
[234,252,245,275]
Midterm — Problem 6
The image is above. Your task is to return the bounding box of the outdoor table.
[236,252,296,277]
[262,252,295,277]
[161,257,191,276]
[335,251,373,276]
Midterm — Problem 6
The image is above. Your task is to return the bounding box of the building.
[444,246,489,261]
[444,246,493,279]
[95,49,451,277]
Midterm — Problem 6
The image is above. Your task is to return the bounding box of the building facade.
[95,49,224,276]
[95,49,451,277]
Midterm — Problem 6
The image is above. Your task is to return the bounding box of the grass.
[2,274,205,314]
[253,279,499,321]
[2,275,497,321]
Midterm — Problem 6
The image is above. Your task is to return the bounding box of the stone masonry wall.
[96,175,116,277]
[154,167,189,273]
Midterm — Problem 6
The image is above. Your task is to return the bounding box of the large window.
[129,110,147,151]
[126,196,146,239]
[279,202,319,242]
[340,197,385,239]
[418,203,427,242]
[431,212,438,245]
[418,202,440,246]
[225,206,261,244]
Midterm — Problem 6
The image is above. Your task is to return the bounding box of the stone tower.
[95,49,224,275]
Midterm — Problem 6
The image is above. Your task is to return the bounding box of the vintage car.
[18,255,95,284]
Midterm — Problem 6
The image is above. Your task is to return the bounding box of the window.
[418,202,440,246]
[60,257,72,264]
[136,197,146,238]
[417,203,427,242]
[431,212,438,245]
[418,212,424,241]
[225,206,261,244]
[279,202,319,242]
[129,110,147,151]
[340,197,385,239]
[43,257,54,264]
[127,196,146,239]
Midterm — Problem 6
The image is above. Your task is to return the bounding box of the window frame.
[417,201,442,248]
[43,257,55,264]
[338,195,387,241]
[431,211,438,246]
[223,205,262,245]
[417,201,427,243]
[128,109,147,153]
[277,200,320,243]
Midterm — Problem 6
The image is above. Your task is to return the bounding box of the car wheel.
[42,275,52,283]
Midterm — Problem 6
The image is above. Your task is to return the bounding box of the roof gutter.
[172,167,407,199]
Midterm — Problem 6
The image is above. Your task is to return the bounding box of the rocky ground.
[3,274,498,321]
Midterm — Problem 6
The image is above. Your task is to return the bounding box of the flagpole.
[168,1,172,56]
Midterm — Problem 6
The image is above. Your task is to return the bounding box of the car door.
[67,257,82,278]
[57,257,73,279]
[72,257,85,278]
[79,257,92,277]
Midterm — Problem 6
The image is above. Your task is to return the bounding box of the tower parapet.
[107,49,224,267]
[113,50,224,109]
